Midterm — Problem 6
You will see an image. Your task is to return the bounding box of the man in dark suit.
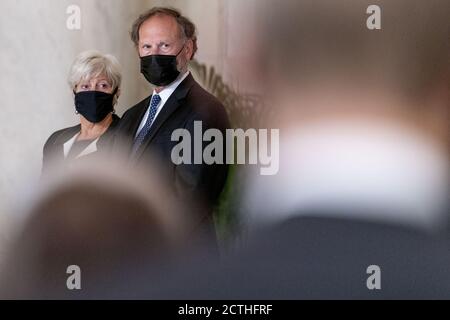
[114,8,230,220]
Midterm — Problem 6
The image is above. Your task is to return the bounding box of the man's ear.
[186,39,194,60]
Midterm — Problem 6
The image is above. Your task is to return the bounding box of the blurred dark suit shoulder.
[143,214,450,299]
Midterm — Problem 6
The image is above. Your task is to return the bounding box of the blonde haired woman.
[42,50,122,173]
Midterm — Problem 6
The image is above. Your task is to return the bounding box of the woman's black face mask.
[140,45,185,87]
[74,88,117,123]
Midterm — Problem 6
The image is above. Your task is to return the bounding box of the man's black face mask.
[140,45,185,87]
[74,88,117,123]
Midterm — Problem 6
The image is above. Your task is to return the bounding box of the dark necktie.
[131,94,161,155]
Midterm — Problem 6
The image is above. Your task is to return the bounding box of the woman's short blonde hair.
[68,50,122,93]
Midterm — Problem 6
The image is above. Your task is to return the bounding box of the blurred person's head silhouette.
[243,0,449,232]
[0,152,203,299]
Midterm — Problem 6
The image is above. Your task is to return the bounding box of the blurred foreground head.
[253,0,448,135]
[0,153,200,298]
[244,0,449,230]
[255,0,448,122]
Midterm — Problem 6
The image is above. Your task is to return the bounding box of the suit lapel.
[129,96,152,139]
[134,74,195,160]
[75,138,99,158]
[114,97,151,154]
[54,125,81,159]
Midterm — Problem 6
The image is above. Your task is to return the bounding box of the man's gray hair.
[130,7,198,59]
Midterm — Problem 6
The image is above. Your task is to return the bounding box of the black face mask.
[74,89,117,123]
[140,46,185,86]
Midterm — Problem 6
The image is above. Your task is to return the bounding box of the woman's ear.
[113,88,121,106]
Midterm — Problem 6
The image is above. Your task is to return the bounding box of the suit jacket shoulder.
[43,124,80,154]
[42,114,121,173]
[186,80,230,129]
[43,114,120,153]
[121,96,151,122]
